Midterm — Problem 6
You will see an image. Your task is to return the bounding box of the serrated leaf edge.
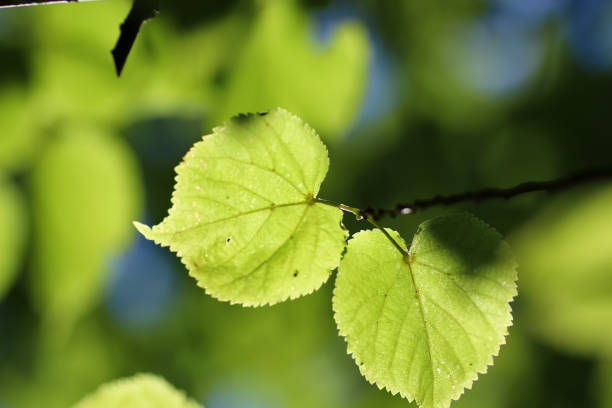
[134,107,347,307]
[333,215,518,408]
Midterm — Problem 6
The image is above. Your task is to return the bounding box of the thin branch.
[0,0,101,8]
[111,0,159,76]
[316,168,612,254]
[363,167,612,220]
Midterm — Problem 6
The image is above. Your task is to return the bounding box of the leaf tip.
[133,221,152,237]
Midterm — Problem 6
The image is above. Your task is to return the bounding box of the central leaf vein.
[407,260,436,404]
[157,201,311,236]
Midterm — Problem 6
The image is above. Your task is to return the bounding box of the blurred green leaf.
[216,0,370,140]
[136,108,347,306]
[333,214,518,408]
[0,177,27,299]
[30,0,131,54]
[146,15,248,117]
[73,373,201,408]
[513,185,612,358]
[0,87,40,172]
[30,127,142,337]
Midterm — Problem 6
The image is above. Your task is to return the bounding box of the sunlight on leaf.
[333,214,517,408]
[135,108,347,306]
[72,374,201,408]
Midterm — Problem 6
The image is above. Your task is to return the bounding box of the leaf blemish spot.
[226,238,231,243]
[293,270,299,277]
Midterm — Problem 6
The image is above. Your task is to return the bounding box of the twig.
[111,0,159,76]
[0,0,100,8]
[362,167,612,220]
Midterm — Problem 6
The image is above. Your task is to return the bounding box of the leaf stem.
[313,197,362,219]
[313,197,408,257]
[365,215,409,258]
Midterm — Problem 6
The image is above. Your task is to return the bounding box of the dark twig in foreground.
[111,0,159,76]
[0,0,100,8]
[362,167,612,220]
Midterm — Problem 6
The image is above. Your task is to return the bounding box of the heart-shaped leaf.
[135,108,347,306]
[333,213,517,408]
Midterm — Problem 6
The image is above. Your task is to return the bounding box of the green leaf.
[217,0,370,139]
[0,87,40,172]
[72,374,201,408]
[512,186,612,357]
[30,127,142,337]
[135,108,347,306]
[0,178,27,299]
[333,214,517,408]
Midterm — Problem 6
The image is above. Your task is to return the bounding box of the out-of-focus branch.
[0,0,100,8]
[0,0,160,77]
[111,0,159,76]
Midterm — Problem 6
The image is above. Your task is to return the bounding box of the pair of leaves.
[136,108,518,408]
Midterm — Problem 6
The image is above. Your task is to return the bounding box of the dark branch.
[362,168,612,220]
[111,0,159,76]
[0,0,99,8]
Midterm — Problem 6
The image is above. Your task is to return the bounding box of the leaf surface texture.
[136,108,347,306]
[333,214,517,408]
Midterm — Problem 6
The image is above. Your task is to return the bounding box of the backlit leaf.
[72,374,201,408]
[135,108,347,306]
[333,214,517,408]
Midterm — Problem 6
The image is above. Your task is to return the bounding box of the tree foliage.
[137,109,518,407]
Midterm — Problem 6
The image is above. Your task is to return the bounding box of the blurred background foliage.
[0,0,611,406]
